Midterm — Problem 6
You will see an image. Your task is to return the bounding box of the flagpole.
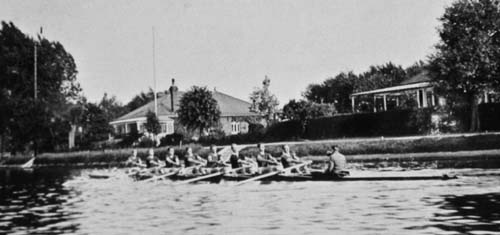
[34,39,37,100]
[152,27,158,115]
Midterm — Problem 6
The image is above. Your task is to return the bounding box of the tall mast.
[152,27,158,115]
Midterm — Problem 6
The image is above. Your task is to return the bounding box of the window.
[231,122,240,135]
[161,123,167,133]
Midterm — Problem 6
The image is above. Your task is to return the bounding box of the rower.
[256,143,281,173]
[145,148,163,174]
[183,147,207,175]
[164,147,181,168]
[226,143,256,174]
[207,145,228,168]
[126,149,144,167]
[279,145,309,174]
[326,145,349,177]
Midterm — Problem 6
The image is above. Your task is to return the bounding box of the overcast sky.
[2,0,452,105]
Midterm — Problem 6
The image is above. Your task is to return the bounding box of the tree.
[249,76,279,122]
[144,110,161,135]
[126,88,156,111]
[282,99,335,133]
[356,62,407,92]
[304,72,357,113]
[0,21,80,153]
[428,0,500,131]
[177,86,221,136]
[79,103,112,147]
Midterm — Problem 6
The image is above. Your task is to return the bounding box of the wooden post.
[351,96,355,113]
[373,96,377,112]
[416,90,421,108]
[422,89,428,108]
[382,94,387,111]
[484,90,489,103]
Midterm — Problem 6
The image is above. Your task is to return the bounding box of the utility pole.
[34,27,42,100]
[152,27,158,115]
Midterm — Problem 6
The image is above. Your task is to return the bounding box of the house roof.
[111,90,258,124]
[351,72,432,96]
[399,72,431,85]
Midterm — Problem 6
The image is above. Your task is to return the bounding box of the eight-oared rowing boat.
[129,167,457,183]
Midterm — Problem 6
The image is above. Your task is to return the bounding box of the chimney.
[169,78,178,112]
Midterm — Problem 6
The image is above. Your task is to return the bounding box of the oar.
[234,161,311,186]
[143,169,180,182]
[21,157,35,168]
[176,166,250,185]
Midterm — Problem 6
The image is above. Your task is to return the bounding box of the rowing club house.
[349,72,496,112]
[109,79,262,139]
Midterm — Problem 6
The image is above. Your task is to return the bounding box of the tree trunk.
[469,94,480,132]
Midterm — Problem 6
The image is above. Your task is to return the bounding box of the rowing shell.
[133,168,457,183]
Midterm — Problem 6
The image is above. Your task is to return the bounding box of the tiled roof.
[112,90,258,122]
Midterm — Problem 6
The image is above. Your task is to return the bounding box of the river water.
[1,167,500,235]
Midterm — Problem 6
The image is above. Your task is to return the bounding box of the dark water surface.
[1,168,500,235]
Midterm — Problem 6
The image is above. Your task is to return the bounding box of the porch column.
[351,96,355,113]
[382,94,387,111]
[373,95,377,112]
[431,93,436,106]
[395,96,399,107]
[136,121,141,131]
[484,90,489,103]
[422,89,428,108]
[416,90,421,108]
[124,123,129,133]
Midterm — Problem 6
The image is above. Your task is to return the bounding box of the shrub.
[159,133,184,146]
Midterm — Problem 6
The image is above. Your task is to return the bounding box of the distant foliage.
[177,86,221,135]
[0,21,80,153]
[304,62,426,113]
[249,76,279,122]
[282,99,335,133]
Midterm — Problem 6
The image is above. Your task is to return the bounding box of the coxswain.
[279,145,309,174]
[326,145,349,177]
[164,147,181,168]
[256,143,281,173]
[126,149,144,168]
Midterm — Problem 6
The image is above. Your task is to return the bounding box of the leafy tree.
[428,0,500,131]
[126,88,156,111]
[304,72,357,113]
[356,62,407,92]
[283,99,335,133]
[144,110,161,135]
[78,103,112,147]
[249,76,279,122]
[0,21,80,153]
[99,93,127,121]
[177,86,221,136]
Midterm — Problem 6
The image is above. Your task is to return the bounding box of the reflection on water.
[430,193,500,233]
[1,168,500,234]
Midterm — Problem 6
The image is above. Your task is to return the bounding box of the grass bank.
[1,133,499,167]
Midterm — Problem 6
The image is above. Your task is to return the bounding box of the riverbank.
[1,132,499,167]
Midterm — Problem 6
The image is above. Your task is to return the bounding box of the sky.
[1,0,453,106]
